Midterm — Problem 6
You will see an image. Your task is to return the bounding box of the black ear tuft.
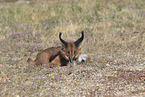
[74,31,84,47]
[59,32,68,47]
[59,32,62,37]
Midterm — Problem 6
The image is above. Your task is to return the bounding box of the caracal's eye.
[73,51,78,59]
[67,51,70,54]
[74,51,76,54]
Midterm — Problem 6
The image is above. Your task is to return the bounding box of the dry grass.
[0,0,145,96]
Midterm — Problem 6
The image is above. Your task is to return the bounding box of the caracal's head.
[59,31,84,63]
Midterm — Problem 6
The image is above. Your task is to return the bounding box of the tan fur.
[27,46,62,66]
[61,42,81,62]
[27,31,84,67]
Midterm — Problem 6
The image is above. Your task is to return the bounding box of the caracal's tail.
[27,58,36,65]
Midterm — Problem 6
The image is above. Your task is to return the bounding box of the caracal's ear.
[74,31,84,48]
[59,32,68,50]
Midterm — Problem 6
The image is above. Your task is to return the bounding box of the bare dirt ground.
[0,0,145,96]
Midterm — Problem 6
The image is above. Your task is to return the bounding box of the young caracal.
[27,31,84,67]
